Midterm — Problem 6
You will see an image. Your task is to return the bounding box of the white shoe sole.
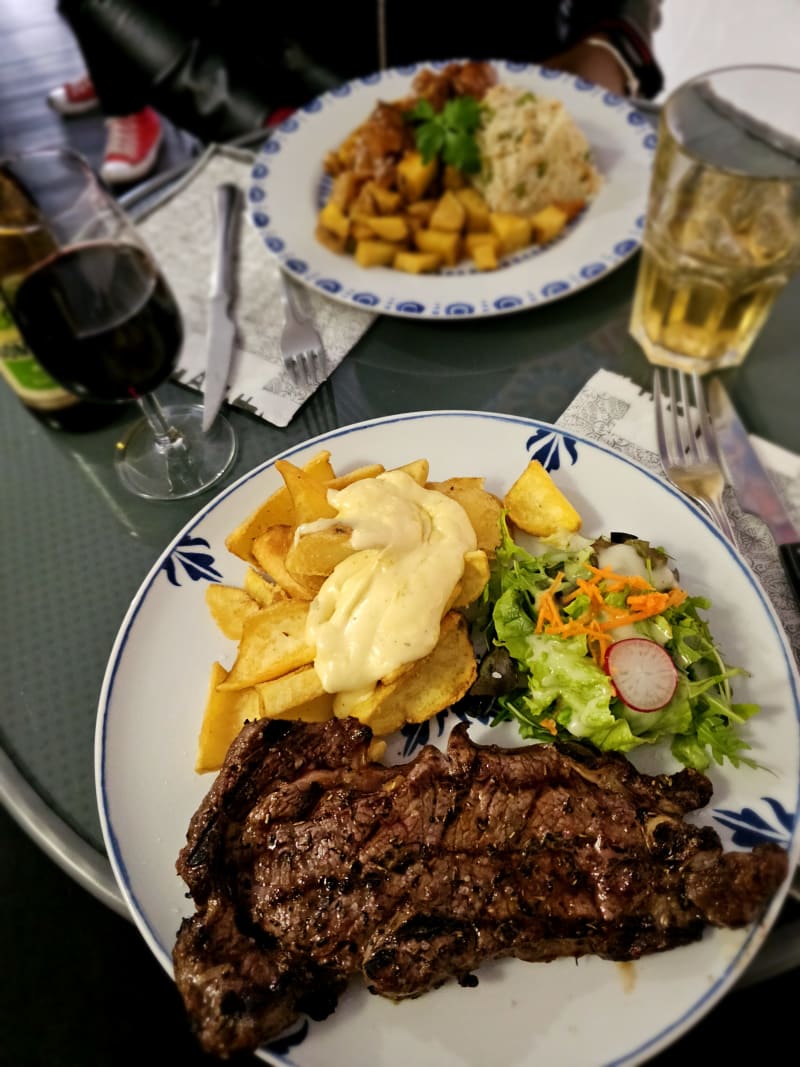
[100,132,163,185]
[47,90,99,116]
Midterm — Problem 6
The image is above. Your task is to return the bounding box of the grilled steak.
[173,718,788,1059]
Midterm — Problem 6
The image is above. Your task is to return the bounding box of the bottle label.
[0,282,78,412]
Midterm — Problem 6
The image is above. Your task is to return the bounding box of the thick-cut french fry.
[255,664,332,719]
[195,662,260,773]
[426,477,504,556]
[252,525,321,599]
[218,600,315,690]
[205,585,262,640]
[197,451,585,773]
[275,459,337,525]
[504,460,582,537]
[225,450,334,565]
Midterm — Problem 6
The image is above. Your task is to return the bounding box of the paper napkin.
[136,145,376,428]
[556,368,800,655]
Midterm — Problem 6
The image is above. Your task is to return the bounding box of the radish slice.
[603,638,678,712]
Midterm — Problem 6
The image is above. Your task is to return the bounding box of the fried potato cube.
[429,190,467,233]
[355,239,398,268]
[195,662,260,773]
[314,222,347,255]
[255,664,333,721]
[489,212,532,255]
[285,525,355,582]
[414,228,461,267]
[318,200,350,239]
[470,242,498,271]
[393,250,441,274]
[368,183,403,214]
[504,460,582,537]
[275,458,337,525]
[350,183,378,217]
[530,203,569,245]
[406,199,437,223]
[225,450,335,566]
[361,215,409,242]
[396,151,438,202]
[427,477,504,556]
[218,599,315,690]
[455,187,491,231]
[252,525,320,599]
[205,584,262,640]
[334,612,476,735]
[464,232,500,270]
[243,568,287,608]
[328,171,358,211]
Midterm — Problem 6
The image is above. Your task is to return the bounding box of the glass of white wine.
[629,65,800,374]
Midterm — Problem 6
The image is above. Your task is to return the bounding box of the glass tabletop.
[1,254,798,937]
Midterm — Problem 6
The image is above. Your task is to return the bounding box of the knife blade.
[708,376,800,602]
[202,182,242,432]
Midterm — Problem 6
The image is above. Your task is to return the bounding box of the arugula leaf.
[407,95,483,173]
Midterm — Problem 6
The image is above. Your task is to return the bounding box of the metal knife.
[709,376,800,602]
[202,182,243,432]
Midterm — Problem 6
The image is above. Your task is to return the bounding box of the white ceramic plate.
[246,60,655,319]
[96,412,800,1067]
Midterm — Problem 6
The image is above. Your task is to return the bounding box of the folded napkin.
[556,368,800,654]
[136,145,376,427]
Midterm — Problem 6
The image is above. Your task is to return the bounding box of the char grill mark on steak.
[173,719,788,1059]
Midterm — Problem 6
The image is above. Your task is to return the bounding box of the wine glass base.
[115,403,237,501]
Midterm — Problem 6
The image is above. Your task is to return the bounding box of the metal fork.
[653,366,738,544]
[277,269,327,388]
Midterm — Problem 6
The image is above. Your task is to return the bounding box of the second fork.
[277,270,327,389]
[653,367,738,544]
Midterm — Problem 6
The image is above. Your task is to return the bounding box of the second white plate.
[247,60,656,319]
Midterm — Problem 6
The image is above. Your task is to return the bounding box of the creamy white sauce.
[301,471,477,693]
[595,543,677,592]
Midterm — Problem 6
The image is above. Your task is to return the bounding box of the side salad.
[465,519,760,772]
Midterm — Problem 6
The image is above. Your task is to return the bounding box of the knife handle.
[211,183,242,300]
[779,543,800,605]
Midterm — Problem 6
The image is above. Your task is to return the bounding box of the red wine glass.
[0,147,237,500]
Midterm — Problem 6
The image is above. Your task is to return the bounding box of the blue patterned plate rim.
[96,410,800,1067]
[246,60,656,320]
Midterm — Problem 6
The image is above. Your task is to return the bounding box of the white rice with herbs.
[471,84,601,215]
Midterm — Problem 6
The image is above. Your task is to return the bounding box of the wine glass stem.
[136,393,201,495]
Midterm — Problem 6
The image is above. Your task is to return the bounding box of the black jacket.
[59,0,663,141]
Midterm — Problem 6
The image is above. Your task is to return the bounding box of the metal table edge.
[0,746,128,918]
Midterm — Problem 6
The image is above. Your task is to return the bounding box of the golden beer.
[630,67,800,374]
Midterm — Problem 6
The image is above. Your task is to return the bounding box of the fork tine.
[692,372,723,466]
[652,365,737,544]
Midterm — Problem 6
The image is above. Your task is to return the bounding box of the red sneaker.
[47,73,99,116]
[100,108,163,185]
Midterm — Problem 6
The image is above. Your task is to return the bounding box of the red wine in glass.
[0,147,237,500]
[12,242,183,403]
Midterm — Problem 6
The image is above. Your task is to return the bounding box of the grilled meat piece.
[173,718,788,1059]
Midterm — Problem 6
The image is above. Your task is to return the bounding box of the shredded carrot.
[535,563,687,664]
[540,718,558,736]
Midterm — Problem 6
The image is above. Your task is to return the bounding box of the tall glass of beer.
[630,65,800,374]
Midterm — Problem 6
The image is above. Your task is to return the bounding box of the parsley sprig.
[407,95,482,174]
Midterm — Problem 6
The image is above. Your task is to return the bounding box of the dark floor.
[0,0,198,183]
[2,5,799,1066]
